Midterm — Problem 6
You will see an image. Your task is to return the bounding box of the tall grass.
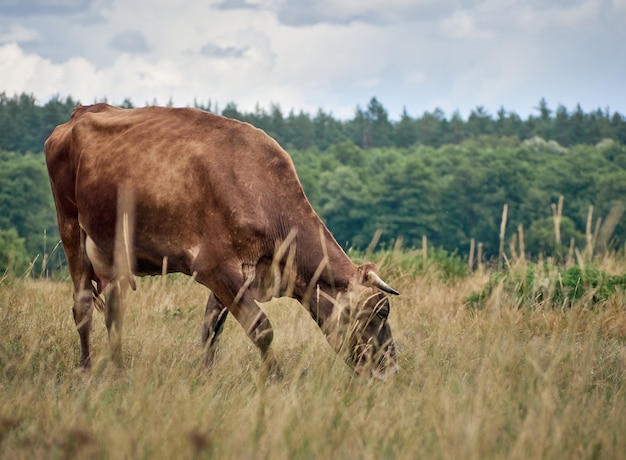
[1,259,626,459]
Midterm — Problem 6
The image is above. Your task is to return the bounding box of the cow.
[44,103,399,379]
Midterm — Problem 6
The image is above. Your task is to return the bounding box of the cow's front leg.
[198,269,282,379]
[232,290,282,379]
[191,253,282,378]
[201,292,229,368]
[247,307,281,379]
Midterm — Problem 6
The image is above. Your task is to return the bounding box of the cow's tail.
[91,278,105,312]
[79,228,105,312]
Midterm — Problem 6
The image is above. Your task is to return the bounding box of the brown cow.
[44,103,398,378]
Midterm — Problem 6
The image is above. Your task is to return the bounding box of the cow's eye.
[376,306,389,319]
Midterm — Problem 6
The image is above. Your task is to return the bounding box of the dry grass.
[1,265,626,459]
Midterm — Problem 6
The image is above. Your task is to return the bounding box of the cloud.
[0,0,95,17]
[0,24,39,44]
[0,42,94,99]
[275,0,458,26]
[200,42,248,58]
[212,0,260,10]
[0,0,624,121]
[109,30,150,54]
[276,0,376,26]
[440,10,493,40]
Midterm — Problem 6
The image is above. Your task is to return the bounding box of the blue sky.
[1,0,625,120]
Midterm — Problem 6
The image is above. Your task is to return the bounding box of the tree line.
[222,97,626,151]
[294,138,626,261]
[1,92,625,274]
[2,92,626,154]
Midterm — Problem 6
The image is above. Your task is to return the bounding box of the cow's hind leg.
[201,292,229,368]
[86,235,128,368]
[71,230,98,369]
[104,280,127,367]
[73,280,95,368]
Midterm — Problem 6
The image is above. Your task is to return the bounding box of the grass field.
[1,257,626,459]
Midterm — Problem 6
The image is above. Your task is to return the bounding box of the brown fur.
[45,104,398,377]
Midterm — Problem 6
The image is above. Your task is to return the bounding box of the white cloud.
[440,10,493,40]
[109,30,150,54]
[0,24,39,43]
[0,43,91,98]
[0,0,624,119]
[199,43,248,58]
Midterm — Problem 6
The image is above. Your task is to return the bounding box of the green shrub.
[466,263,626,309]
[0,228,30,275]
[351,244,468,281]
[525,216,585,259]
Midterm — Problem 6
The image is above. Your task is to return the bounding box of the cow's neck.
[291,224,357,331]
[296,223,356,285]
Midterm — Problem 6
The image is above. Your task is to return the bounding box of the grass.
[1,258,626,459]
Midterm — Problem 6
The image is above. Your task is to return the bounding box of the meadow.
[1,253,626,459]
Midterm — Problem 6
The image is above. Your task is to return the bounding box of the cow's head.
[328,264,399,379]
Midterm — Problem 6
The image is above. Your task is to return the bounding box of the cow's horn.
[367,271,400,295]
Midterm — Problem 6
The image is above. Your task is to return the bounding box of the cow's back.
[47,104,320,275]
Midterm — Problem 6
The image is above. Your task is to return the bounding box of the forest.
[1,91,626,274]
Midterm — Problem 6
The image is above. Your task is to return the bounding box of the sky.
[0,0,625,120]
